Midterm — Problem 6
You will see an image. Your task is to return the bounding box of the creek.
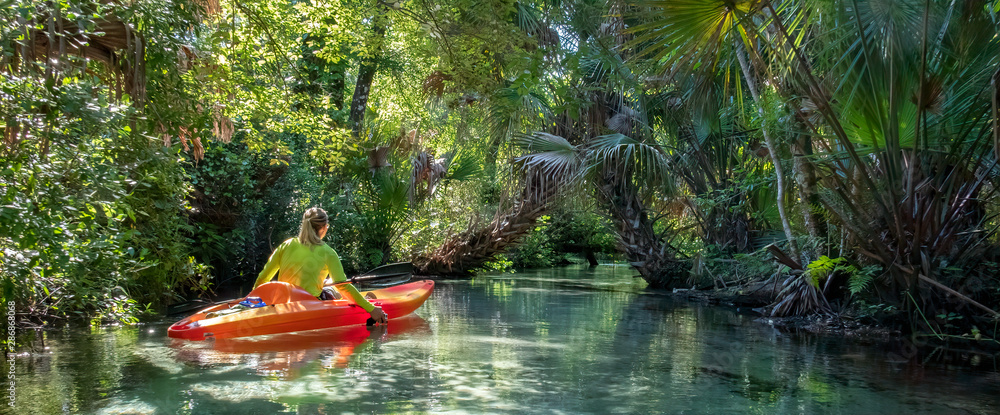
[7,265,999,414]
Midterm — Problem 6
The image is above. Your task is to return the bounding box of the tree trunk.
[331,65,345,112]
[349,10,388,138]
[595,166,687,289]
[736,46,800,261]
[792,134,825,243]
[350,62,378,137]
[414,170,559,276]
[585,249,599,267]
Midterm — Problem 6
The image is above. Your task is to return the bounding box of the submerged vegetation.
[2,0,1000,352]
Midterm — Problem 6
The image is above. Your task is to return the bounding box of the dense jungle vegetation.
[2,0,1000,349]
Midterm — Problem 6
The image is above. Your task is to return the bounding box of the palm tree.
[759,0,1000,326]
[484,0,694,288]
[632,0,1000,326]
[629,0,804,262]
[515,129,690,288]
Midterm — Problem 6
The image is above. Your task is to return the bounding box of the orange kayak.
[167,280,434,340]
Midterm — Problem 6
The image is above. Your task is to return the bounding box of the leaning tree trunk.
[413,169,559,276]
[596,167,687,289]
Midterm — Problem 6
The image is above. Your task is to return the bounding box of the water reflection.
[7,266,1000,415]
[171,315,431,377]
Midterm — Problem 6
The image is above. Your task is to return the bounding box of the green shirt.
[253,238,375,312]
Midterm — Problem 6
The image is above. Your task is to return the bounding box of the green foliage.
[507,201,620,269]
[184,138,271,285]
[1,0,995,340]
[0,0,213,323]
[479,256,515,273]
[803,255,879,297]
[847,266,879,297]
[508,215,557,268]
[854,300,898,319]
[0,77,202,323]
[730,251,774,281]
[805,256,851,288]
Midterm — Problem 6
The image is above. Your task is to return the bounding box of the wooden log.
[765,243,803,270]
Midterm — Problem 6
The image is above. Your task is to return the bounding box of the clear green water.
[7,265,999,414]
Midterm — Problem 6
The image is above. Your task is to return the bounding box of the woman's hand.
[369,306,388,325]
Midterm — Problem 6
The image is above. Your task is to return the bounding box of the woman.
[253,207,388,325]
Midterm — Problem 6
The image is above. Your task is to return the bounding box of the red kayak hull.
[167,280,434,340]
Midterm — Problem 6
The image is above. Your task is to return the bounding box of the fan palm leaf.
[628,0,754,67]
[485,85,552,151]
[586,133,671,190]
[514,132,583,182]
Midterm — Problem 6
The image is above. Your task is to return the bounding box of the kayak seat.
[249,281,317,305]
[320,286,342,301]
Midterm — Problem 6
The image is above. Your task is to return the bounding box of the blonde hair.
[298,207,329,246]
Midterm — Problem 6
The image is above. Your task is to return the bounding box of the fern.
[848,266,879,296]
[806,256,843,288]
[807,256,873,293]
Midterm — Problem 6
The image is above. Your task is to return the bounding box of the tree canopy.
[3,0,1000,345]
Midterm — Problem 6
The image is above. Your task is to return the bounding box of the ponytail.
[298,207,329,246]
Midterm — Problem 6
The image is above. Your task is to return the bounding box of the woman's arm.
[326,249,378,312]
[254,240,286,289]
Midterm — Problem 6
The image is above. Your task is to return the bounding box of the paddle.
[328,262,414,287]
[167,262,415,315]
[327,262,413,326]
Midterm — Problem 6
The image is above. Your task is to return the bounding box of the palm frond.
[444,150,482,182]
[515,131,575,153]
[513,132,582,183]
[514,2,545,36]
[626,0,753,69]
[485,86,552,149]
[586,133,670,186]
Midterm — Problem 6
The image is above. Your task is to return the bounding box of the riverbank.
[662,278,1000,364]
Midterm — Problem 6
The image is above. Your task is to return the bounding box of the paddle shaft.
[331,273,410,286]
[329,262,413,286]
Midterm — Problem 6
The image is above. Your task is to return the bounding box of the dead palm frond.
[769,271,834,317]
[194,0,222,18]
[9,10,146,104]
[410,149,480,203]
